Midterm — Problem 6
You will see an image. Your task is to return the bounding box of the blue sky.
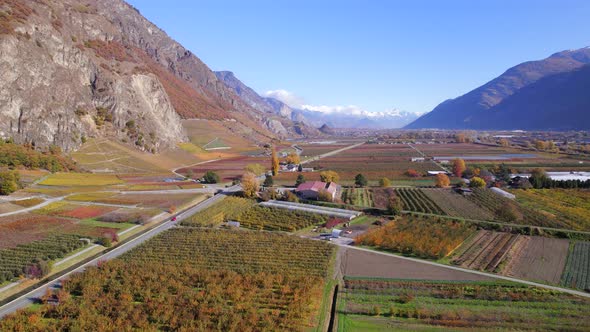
[127,0,590,115]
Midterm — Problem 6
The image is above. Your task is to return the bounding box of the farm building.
[454,187,473,196]
[280,164,299,172]
[490,187,516,200]
[296,181,339,200]
[427,171,448,176]
[411,157,425,162]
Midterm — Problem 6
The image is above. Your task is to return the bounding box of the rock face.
[406,47,590,130]
[0,0,283,152]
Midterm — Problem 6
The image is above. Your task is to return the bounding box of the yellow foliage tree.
[435,173,450,187]
[319,170,340,183]
[271,147,279,176]
[469,176,486,188]
[499,138,510,147]
[285,152,300,164]
[241,172,260,198]
[379,177,391,187]
[452,158,466,177]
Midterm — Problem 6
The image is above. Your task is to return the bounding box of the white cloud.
[263,89,306,108]
[301,105,419,118]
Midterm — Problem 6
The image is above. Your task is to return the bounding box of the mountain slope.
[215,71,320,136]
[0,0,280,152]
[406,47,590,129]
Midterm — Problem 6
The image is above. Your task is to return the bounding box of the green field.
[338,277,590,331]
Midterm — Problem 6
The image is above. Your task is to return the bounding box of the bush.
[203,171,220,184]
[97,237,112,247]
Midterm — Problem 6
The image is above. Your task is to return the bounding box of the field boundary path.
[0,185,241,319]
[171,159,221,178]
[408,143,449,172]
[0,196,65,218]
[301,142,365,164]
[336,244,590,299]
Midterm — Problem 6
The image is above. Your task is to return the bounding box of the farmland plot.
[338,277,590,332]
[181,196,255,227]
[501,236,569,285]
[561,241,590,291]
[0,229,336,331]
[341,188,373,207]
[451,230,520,272]
[395,188,445,214]
[421,188,495,220]
[236,206,327,231]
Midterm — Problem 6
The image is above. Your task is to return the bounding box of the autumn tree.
[285,152,300,164]
[405,169,420,177]
[387,195,403,215]
[241,172,260,198]
[455,133,467,143]
[0,170,20,195]
[319,170,339,183]
[469,177,486,188]
[535,140,547,150]
[271,147,279,176]
[317,189,333,202]
[354,173,368,187]
[452,158,466,177]
[379,177,391,187]
[284,190,299,202]
[435,173,450,187]
[499,138,510,147]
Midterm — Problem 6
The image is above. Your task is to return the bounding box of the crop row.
[561,241,590,291]
[0,234,86,282]
[339,277,590,331]
[235,206,327,232]
[181,196,255,227]
[122,228,334,277]
[395,188,445,215]
[341,188,373,207]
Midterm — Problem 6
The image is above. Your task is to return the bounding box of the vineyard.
[338,277,590,331]
[561,241,590,291]
[355,215,475,259]
[236,206,327,232]
[511,189,590,231]
[0,234,86,283]
[421,188,495,220]
[395,188,445,214]
[181,196,255,227]
[341,188,373,207]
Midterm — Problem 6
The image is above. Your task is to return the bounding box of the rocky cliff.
[0,0,284,152]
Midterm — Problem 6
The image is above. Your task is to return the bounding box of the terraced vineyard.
[395,188,445,214]
[1,229,335,331]
[341,188,373,207]
[181,196,255,227]
[236,206,327,232]
[0,234,86,282]
[338,278,590,331]
[561,241,590,291]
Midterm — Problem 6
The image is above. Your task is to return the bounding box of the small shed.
[227,221,240,228]
[331,229,342,238]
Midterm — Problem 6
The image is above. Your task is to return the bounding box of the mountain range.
[406,47,590,130]
[0,0,318,152]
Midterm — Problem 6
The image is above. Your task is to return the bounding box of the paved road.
[0,186,240,319]
[336,244,590,299]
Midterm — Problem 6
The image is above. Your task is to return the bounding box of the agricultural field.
[0,202,24,214]
[395,188,445,214]
[38,172,124,187]
[303,144,441,184]
[181,196,255,227]
[0,229,336,331]
[236,206,327,232]
[178,155,269,182]
[341,248,492,281]
[0,234,86,283]
[98,208,163,224]
[341,188,373,207]
[355,215,475,259]
[370,187,394,210]
[90,193,202,210]
[451,230,570,285]
[337,277,590,331]
[511,189,590,231]
[422,188,496,221]
[561,241,590,291]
